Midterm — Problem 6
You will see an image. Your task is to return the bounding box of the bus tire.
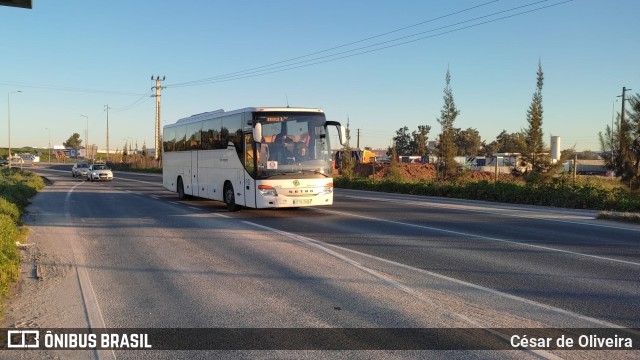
[177,177,186,200]
[224,182,238,212]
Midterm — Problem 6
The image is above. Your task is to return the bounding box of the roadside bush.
[0,169,46,300]
[334,176,640,212]
[0,169,45,209]
[0,214,19,296]
[0,198,20,222]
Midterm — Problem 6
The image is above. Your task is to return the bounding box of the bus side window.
[244,133,255,176]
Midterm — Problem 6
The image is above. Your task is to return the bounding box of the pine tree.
[630,93,640,186]
[454,127,481,156]
[412,125,431,157]
[436,68,460,180]
[622,92,640,187]
[600,92,640,188]
[385,145,403,181]
[392,126,412,156]
[340,120,355,179]
[520,61,552,179]
[599,116,619,172]
[63,133,83,149]
[122,141,129,162]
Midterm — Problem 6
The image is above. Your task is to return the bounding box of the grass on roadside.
[0,168,45,301]
[596,211,640,224]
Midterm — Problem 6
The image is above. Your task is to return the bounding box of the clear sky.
[1,0,638,153]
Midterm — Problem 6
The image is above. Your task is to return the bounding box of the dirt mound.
[348,163,517,182]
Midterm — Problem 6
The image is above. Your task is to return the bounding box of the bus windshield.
[254,112,331,179]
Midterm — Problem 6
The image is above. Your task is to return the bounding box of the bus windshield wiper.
[300,169,329,177]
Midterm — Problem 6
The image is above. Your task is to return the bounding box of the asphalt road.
[6,164,640,359]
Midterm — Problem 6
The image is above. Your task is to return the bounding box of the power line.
[167,0,501,88]
[170,0,546,86]
[111,91,153,112]
[167,0,572,88]
[0,80,154,113]
[0,81,146,97]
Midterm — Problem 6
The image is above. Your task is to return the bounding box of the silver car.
[87,164,113,181]
[72,162,90,177]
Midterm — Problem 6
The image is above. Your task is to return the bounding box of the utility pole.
[45,127,51,163]
[81,114,89,161]
[151,76,166,160]
[7,90,22,171]
[620,87,628,132]
[356,129,360,150]
[618,87,632,181]
[105,104,111,161]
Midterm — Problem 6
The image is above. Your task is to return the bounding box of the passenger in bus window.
[274,129,290,144]
[272,129,292,162]
[299,132,310,145]
[295,143,309,162]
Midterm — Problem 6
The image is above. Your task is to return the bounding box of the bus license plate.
[293,199,311,205]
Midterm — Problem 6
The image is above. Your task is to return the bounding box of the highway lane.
[10,165,640,358]
[32,165,640,328]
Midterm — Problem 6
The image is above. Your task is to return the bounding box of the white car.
[87,164,113,181]
[72,162,90,177]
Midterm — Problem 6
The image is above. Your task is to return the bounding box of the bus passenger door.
[243,133,256,208]
[191,151,199,197]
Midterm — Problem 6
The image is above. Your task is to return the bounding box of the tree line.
[382,61,555,181]
[372,61,640,187]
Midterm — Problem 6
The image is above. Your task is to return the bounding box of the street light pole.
[104,105,110,162]
[81,114,89,161]
[45,128,51,163]
[7,90,22,170]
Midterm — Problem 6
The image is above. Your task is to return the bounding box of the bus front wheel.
[224,183,238,212]
[177,177,186,200]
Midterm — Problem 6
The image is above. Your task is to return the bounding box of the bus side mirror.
[253,123,262,143]
[337,125,346,146]
[325,121,346,146]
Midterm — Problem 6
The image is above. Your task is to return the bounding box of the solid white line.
[64,182,116,360]
[242,220,624,329]
[315,207,640,267]
[340,193,640,232]
[114,176,161,186]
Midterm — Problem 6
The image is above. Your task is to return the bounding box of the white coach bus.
[162,107,345,211]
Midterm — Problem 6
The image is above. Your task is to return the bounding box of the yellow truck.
[334,147,377,168]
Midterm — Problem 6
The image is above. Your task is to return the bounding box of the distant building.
[564,159,607,175]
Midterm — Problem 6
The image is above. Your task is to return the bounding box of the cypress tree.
[520,61,552,179]
[437,68,460,180]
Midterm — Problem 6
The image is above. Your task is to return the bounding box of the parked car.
[0,158,8,167]
[72,162,90,177]
[87,164,113,181]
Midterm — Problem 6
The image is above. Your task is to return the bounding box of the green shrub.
[0,168,46,301]
[334,176,640,212]
[0,198,20,222]
[0,168,45,210]
[0,214,19,296]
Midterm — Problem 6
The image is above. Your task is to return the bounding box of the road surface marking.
[64,182,116,360]
[316,207,640,267]
[340,193,640,232]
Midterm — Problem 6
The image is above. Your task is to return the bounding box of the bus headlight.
[258,184,278,196]
[323,182,333,194]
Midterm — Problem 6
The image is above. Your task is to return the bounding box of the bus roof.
[170,107,324,126]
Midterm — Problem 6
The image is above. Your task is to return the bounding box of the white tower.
[550,136,561,163]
